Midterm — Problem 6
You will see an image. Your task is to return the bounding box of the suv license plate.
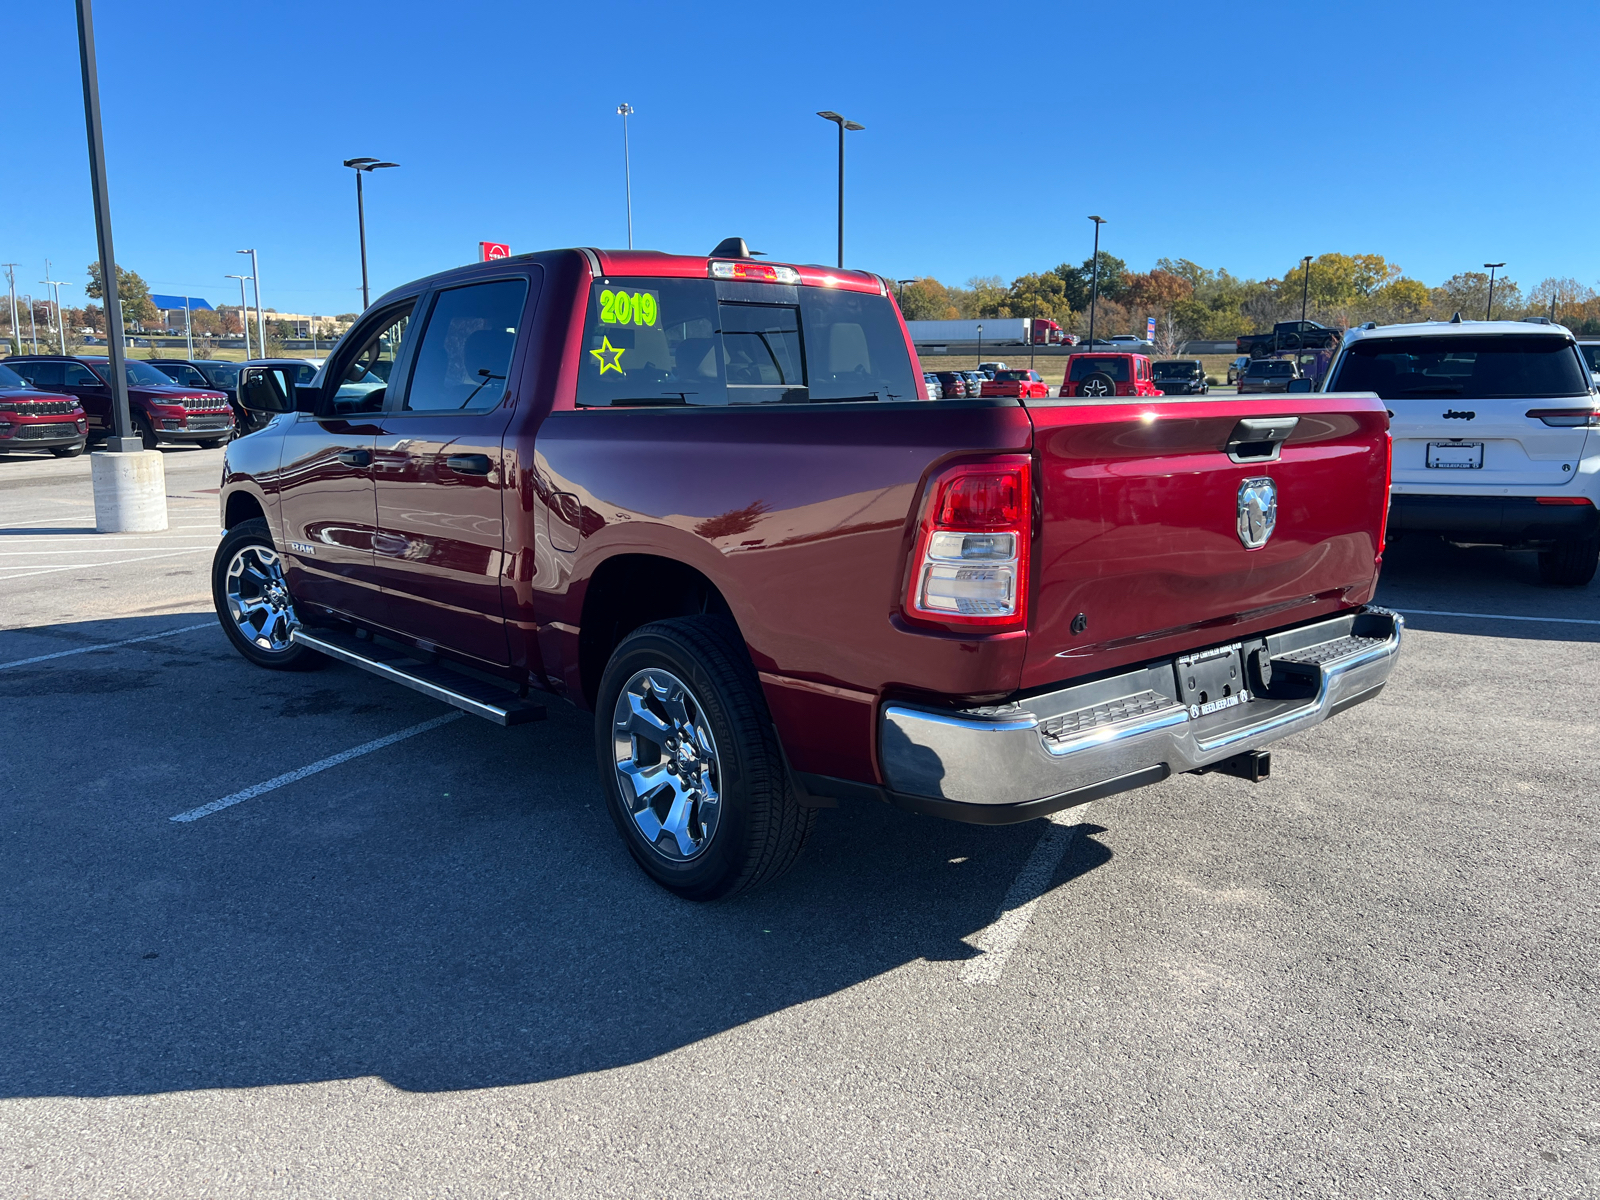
[1426,440,1484,469]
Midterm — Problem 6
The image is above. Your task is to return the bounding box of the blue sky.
[5,0,1597,317]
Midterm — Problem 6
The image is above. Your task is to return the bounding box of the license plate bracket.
[1426,440,1484,469]
[1174,643,1251,717]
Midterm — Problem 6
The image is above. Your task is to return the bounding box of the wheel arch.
[577,553,739,710]
[223,487,267,531]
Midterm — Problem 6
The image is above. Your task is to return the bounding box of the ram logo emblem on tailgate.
[1236,477,1277,549]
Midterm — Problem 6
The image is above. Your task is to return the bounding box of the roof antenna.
[710,237,764,259]
[1449,311,1463,323]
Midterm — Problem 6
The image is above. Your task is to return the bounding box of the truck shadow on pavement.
[0,614,1112,1099]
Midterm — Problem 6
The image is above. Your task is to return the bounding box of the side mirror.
[238,365,295,413]
[1287,378,1314,393]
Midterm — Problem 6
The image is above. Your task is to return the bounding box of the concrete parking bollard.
[91,449,168,532]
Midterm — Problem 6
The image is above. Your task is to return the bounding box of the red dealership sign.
[479,241,510,261]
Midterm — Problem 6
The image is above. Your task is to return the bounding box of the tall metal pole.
[3,264,19,354]
[617,103,634,250]
[184,297,193,359]
[42,260,61,348]
[1300,255,1312,324]
[239,249,265,356]
[50,282,73,354]
[1484,262,1504,321]
[836,120,845,269]
[1088,216,1106,351]
[226,275,251,357]
[75,0,137,450]
[25,295,37,353]
[356,169,369,309]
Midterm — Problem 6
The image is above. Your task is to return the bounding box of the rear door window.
[576,276,921,406]
[1331,335,1591,399]
[10,361,64,388]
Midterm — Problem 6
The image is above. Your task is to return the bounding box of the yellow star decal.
[589,336,625,375]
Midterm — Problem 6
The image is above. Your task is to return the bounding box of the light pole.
[976,323,984,372]
[1087,215,1106,351]
[817,111,865,269]
[238,249,265,357]
[896,279,914,307]
[226,274,252,357]
[343,157,398,310]
[1300,254,1313,324]
[183,296,193,359]
[24,294,37,353]
[1484,263,1505,320]
[617,103,635,249]
[3,264,19,354]
[48,281,74,353]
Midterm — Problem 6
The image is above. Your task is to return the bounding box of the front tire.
[212,518,326,670]
[133,412,159,451]
[595,617,813,901]
[1538,535,1600,586]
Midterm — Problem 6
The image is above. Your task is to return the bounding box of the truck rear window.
[576,277,920,406]
[1330,335,1591,399]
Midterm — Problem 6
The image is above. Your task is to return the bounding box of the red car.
[5,355,233,449]
[1058,352,1165,399]
[980,368,1050,399]
[214,243,1399,900]
[0,361,88,457]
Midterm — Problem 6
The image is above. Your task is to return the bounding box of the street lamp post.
[226,274,252,357]
[3,264,19,354]
[24,295,37,353]
[48,281,74,354]
[1300,255,1313,324]
[238,249,265,357]
[1484,263,1505,321]
[342,157,398,311]
[896,279,914,307]
[977,323,984,372]
[183,296,193,359]
[817,111,865,269]
[1087,215,1106,351]
[617,103,635,249]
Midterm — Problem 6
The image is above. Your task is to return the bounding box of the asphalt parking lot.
[1,446,1596,1198]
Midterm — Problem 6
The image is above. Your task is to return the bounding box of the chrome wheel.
[224,543,299,654]
[611,668,722,861]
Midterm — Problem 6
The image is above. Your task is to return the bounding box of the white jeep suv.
[1322,319,1600,585]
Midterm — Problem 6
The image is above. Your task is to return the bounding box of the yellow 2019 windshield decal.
[590,336,626,375]
[599,288,659,327]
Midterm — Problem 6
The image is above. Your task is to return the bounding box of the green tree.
[85,262,155,324]
[1054,252,1127,311]
[1431,271,1522,321]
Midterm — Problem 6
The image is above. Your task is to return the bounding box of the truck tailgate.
[1020,394,1389,691]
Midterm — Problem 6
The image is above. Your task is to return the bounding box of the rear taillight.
[1526,407,1600,427]
[1536,496,1594,505]
[1378,430,1393,554]
[905,457,1031,628]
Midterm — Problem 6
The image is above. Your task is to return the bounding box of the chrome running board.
[290,628,546,726]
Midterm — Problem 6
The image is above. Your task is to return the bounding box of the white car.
[1323,318,1600,584]
[1108,334,1152,348]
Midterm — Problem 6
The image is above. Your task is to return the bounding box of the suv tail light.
[1526,407,1600,427]
[1378,431,1393,553]
[905,457,1031,629]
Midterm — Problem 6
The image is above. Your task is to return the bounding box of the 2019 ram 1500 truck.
[213,244,1401,900]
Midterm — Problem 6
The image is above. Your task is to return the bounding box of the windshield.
[121,360,181,388]
[202,363,240,388]
[154,363,207,387]
[1153,362,1198,377]
[1330,335,1591,399]
[1580,344,1600,375]
[0,364,34,389]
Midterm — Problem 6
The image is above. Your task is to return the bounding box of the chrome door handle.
[445,454,492,475]
[336,449,371,467]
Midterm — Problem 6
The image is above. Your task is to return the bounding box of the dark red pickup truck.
[213,244,1401,899]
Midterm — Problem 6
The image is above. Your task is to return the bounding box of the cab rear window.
[1068,357,1129,383]
[575,277,920,406]
[1331,335,1590,399]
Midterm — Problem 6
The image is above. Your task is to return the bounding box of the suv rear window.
[1068,357,1129,382]
[1249,361,1293,376]
[576,277,920,406]
[1330,335,1590,399]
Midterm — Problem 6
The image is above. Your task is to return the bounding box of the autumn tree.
[897,277,961,321]
[85,262,155,324]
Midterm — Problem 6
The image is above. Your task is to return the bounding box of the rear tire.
[1538,535,1600,586]
[212,518,327,670]
[595,616,814,901]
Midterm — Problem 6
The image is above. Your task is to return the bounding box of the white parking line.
[0,548,211,581]
[0,543,218,556]
[170,711,465,823]
[0,621,214,670]
[1391,607,1600,627]
[961,805,1092,986]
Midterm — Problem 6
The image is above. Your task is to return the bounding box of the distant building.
[151,294,214,329]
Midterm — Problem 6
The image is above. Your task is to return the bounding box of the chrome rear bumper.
[879,606,1402,823]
